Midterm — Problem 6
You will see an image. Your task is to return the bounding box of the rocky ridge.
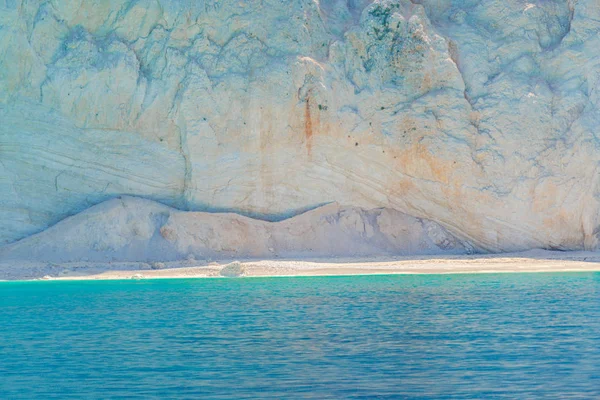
[0,196,469,262]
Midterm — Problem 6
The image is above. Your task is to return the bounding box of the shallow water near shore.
[2,273,600,398]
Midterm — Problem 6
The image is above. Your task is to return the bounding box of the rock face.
[1,0,600,254]
[0,197,469,262]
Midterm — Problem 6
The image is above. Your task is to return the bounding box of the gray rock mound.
[0,196,469,263]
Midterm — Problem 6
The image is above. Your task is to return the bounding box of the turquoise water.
[1,273,600,398]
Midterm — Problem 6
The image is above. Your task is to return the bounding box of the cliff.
[1,0,600,258]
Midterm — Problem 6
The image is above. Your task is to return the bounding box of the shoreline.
[2,249,600,281]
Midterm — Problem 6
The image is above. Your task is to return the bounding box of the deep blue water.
[1,273,600,399]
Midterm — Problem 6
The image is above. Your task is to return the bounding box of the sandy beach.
[1,249,600,281]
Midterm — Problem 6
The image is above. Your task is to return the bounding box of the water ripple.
[1,273,600,398]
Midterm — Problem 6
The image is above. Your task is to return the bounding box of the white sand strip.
[2,249,600,281]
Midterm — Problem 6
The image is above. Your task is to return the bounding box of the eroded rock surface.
[1,0,600,253]
[0,196,469,262]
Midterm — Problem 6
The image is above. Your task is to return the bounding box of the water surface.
[1,273,600,398]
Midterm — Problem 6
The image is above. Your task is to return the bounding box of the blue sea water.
[1,273,600,399]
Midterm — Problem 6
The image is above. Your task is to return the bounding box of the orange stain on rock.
[393,142,452,185]
[304,96,313,156]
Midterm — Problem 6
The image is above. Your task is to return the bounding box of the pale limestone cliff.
[1,0,600,256]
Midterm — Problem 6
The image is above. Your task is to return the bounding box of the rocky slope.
[0,196,469,262]
[1,0,600,256]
